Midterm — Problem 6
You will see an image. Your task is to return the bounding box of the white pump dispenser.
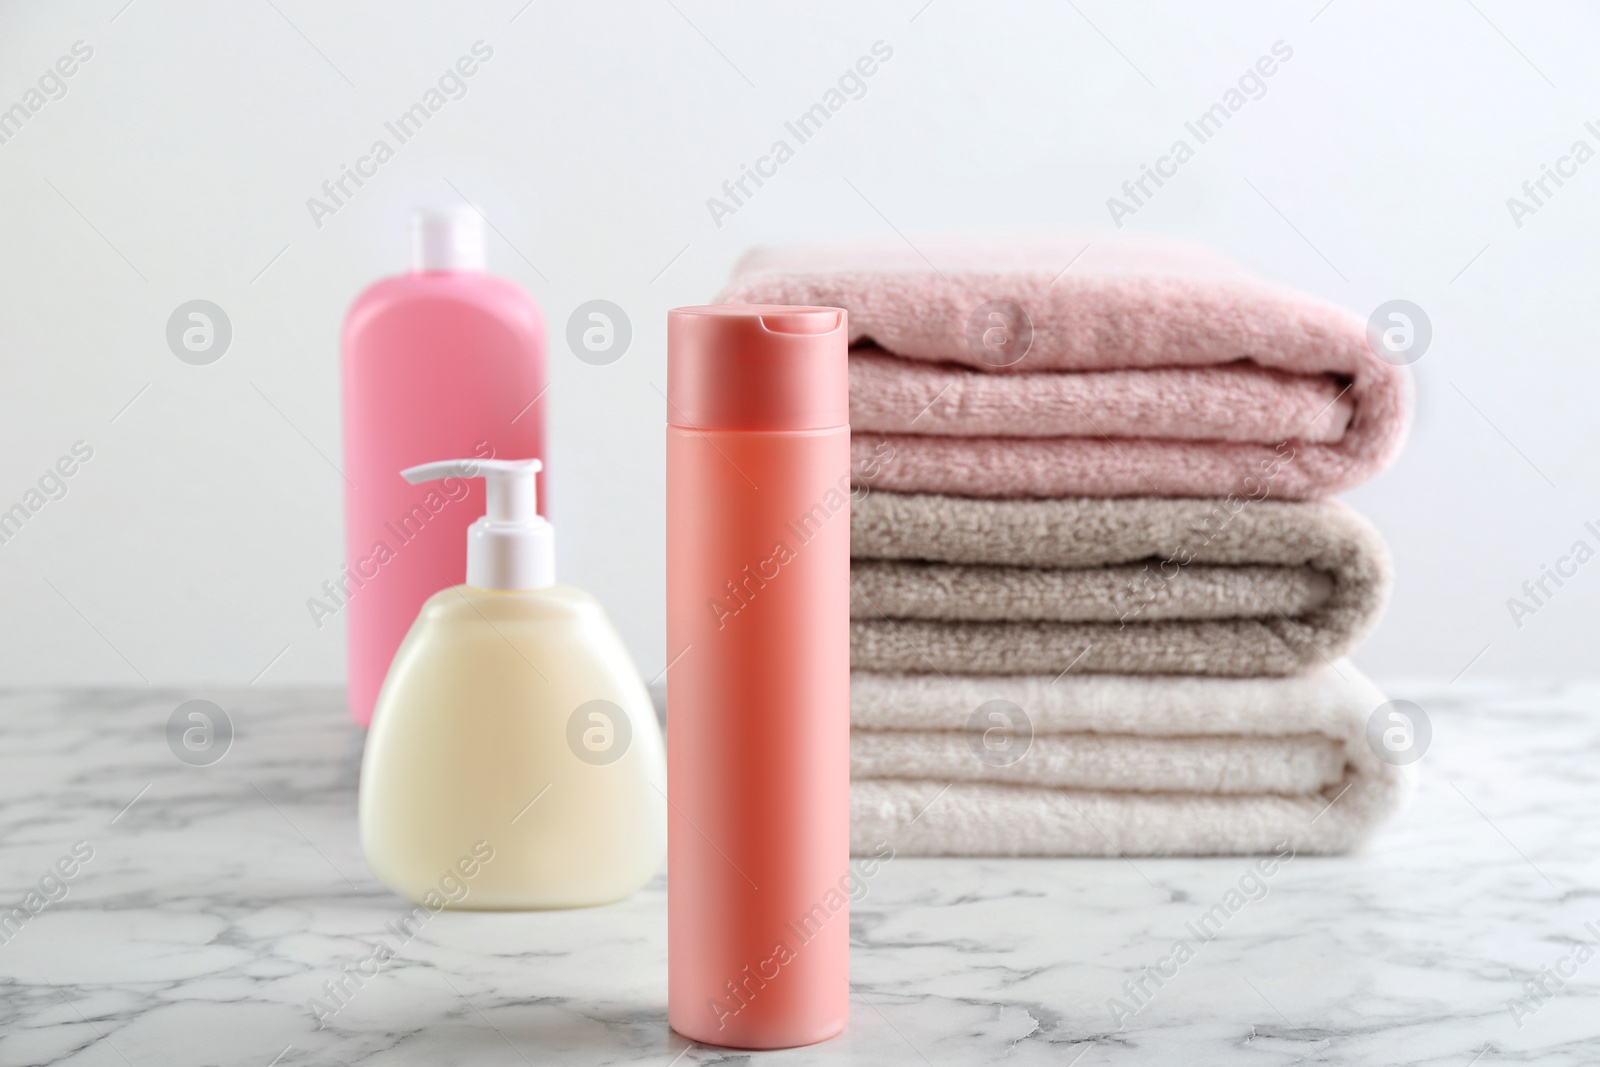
[361,455,666,910]
[402,458,552,591]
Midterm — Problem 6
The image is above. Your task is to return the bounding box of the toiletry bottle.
[360,458,665,909]
[665,305,850,1048]
[341,207,546,727]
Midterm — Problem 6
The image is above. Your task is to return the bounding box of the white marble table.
[0,683,1596,1066]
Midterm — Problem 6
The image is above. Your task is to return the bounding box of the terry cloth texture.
[848,666,1411,856]
[849,492,1390,677]
[848,346,1356,442]
[719,233,1413,499]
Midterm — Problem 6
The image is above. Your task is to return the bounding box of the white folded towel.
[850,664,1411,856]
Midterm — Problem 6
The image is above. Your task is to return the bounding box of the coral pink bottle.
[666,305,851,1049]
[340,208,546,727]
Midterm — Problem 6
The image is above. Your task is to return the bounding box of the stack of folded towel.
[720,234,1414,856]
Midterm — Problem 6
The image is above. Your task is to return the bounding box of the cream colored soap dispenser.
[359,457,666,909]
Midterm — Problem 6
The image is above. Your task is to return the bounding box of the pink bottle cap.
[668,305,848,432]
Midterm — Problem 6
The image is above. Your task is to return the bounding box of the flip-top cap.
[667,305,848,431]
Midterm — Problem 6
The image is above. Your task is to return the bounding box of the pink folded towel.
[719,234,1413,499]
[849,347,1356,443]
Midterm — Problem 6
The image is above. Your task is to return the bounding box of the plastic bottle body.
[665,424,851,1048]
[359,584,665,908]
[341,272,546,727]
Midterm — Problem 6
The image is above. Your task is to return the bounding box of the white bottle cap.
[411,207,486,272]
[401,458,552,590]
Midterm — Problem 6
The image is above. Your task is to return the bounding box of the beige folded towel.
[851,492,1390,677]
[852,559,1335,622]
[849,666,1410,855]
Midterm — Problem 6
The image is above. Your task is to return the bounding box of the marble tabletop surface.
[0,682,1596,1067]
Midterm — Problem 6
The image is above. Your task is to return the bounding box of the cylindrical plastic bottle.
[341,207,546,727]
[666,304,851,1049]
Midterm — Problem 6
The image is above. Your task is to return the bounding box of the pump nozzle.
[402,457,552,591]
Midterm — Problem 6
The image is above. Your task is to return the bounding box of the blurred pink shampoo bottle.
[339,207,546,727]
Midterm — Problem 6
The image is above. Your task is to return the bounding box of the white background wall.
[1,0,1595,688]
